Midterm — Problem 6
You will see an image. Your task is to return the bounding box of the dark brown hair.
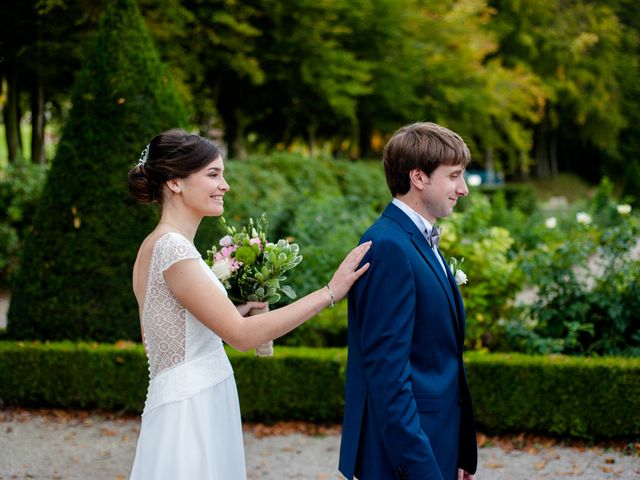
[383,122,471,196]
[128,129,221,204]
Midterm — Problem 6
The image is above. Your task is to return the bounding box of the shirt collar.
[392,198,435,235]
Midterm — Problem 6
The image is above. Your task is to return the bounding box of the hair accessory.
[137,144,150,167]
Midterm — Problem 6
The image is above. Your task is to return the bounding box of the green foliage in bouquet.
[205,214,303,304]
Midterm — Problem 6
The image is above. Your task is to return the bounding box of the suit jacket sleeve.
[350,236,444,480]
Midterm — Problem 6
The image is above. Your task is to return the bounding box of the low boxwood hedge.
[0,341,638,440]
[465,352,640,439]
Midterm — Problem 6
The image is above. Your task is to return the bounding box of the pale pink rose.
[219,235,233,247]
[249,237,262,250]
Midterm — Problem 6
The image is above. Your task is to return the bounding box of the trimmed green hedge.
[0,342,638,440]
[465,352,640,439]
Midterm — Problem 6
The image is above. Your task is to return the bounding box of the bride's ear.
[166,179,182,194]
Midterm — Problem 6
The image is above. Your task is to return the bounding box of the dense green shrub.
[440,193,525,349]
[194,159,295,254]
[286,195,375,296]
[466,352,640,439]
[508,180,640,356]
[0,162,47,289]
[500,184,537,215]
[0,341,148,411]
[197,155,386,308]
[280,300,348,347]
[7,0,187,341]
[231,347,346,423]
[1,341,638,439]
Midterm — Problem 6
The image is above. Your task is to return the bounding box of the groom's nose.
[456,176,468,197]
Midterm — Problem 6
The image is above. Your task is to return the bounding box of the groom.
[339,122,478,480]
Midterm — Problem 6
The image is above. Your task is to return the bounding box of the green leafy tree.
[7,0,187,341]
[488,0,633,178]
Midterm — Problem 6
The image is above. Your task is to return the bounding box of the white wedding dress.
[130,232,246,480]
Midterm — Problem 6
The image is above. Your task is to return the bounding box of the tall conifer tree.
[8,0,187,341]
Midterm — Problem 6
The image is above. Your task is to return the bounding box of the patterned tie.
[426,225,441,248]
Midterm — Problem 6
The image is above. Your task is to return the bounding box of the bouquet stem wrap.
[250,305,273,357]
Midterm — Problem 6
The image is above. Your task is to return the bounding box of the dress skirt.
[129,375,246,480]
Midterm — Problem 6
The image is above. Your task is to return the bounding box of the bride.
[127,129,370,479]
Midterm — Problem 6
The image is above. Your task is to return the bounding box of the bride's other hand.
[235,301,268,317]
[328,241,372,302]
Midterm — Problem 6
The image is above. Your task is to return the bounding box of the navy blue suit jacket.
[339,203,477,480]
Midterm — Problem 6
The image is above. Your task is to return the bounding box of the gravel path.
[1,410,638,480]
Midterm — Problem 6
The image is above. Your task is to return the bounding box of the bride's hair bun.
[127,129,221,205]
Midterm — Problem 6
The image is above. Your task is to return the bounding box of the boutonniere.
[448,257,468,286]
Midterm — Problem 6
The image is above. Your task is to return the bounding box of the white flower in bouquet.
[211,257,234,281]
[576,212,592,225]
[205,214,304,357]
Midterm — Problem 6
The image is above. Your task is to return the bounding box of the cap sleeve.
[154,232,201,273]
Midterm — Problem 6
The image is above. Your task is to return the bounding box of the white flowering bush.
[510,178,640,356]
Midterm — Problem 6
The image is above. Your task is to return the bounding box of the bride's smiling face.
[174,156,229,217]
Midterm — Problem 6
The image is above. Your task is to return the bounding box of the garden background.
[0,0,639,442]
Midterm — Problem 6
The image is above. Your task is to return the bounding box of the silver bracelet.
[325,284,335,308]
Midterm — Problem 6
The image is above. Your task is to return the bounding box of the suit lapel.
[382,204,460,329]
[443,253,465,341]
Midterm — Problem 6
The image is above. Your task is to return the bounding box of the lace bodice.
[141,232,227,378]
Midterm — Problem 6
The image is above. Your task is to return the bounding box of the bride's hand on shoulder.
[328,241,372,302]
[235,301,268,317]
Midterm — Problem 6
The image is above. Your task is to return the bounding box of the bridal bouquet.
[205,214,303,356]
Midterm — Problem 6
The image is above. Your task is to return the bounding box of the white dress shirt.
[392,198,447,275]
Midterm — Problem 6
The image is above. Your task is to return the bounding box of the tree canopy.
[1,0,638,180]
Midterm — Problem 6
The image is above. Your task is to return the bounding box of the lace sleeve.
[155,232,201,273]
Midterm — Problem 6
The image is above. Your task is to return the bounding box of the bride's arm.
[163,241,371,351]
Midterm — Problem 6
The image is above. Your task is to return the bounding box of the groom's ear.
[409,169,429,190]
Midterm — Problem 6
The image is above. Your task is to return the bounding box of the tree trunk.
[519,151,530,180]
[31,78,46,164]
[550,131,558,176]
[485,146,495,185]
[535,120,550,178]
[223,106,248,160]
[358,115,374,158]
[3,56,22,163]
[307,123,317,156]
[349,117,360,160]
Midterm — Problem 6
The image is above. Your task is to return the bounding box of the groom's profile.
[339,122,478,480]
